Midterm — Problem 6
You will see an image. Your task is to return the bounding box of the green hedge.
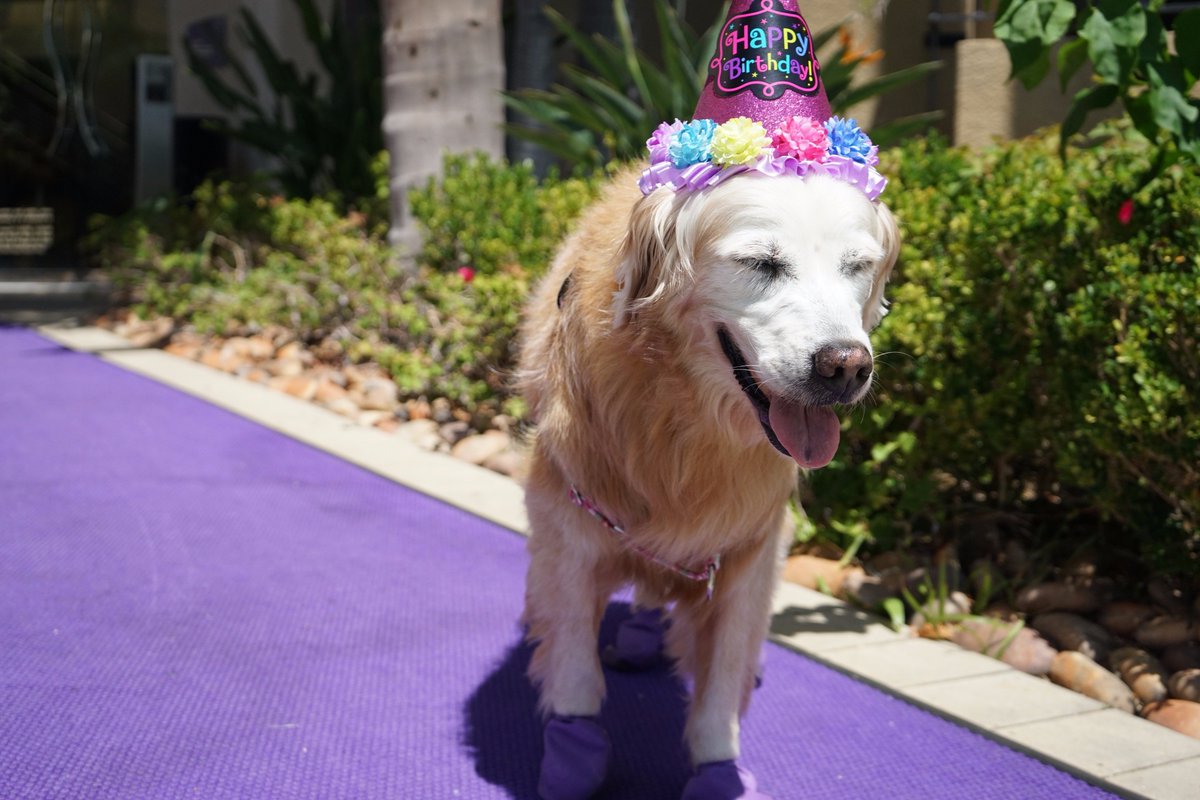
[808,124,1198,579]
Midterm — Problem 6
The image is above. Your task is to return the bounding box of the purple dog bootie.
[681,760,773,800]
[538,715,611,800]
[601,607,666,670]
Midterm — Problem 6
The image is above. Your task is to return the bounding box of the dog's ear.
[863,201,900,331]
[612,189,683,329]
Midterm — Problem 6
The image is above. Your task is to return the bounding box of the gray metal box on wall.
[134,54,175,203]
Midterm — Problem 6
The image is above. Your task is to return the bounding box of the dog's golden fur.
[517,165,898,766]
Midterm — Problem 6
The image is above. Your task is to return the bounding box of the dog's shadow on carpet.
[464,602,694,799]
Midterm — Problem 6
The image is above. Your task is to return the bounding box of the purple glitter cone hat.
[639,0,886,201]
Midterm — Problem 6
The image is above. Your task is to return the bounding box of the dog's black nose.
[812,342,873,399]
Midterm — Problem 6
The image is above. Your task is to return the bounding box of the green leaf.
[1145,62,1199,138]
[543,7,626,89]
[882,597,907,632]
[995,0,1077,88]
[1176,9,1200,79]
[1056,38,1088,93]
[1079,3,1145,86]
[612,0,653,115]
[1061,83,1120,150]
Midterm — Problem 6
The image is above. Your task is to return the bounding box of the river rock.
[1141,699,1200,739]
[482,448,522,477]
[1110,647,1170,704]
[842,572,896,609]
[357,410,391,428]
[324,397,361,419]
[355,378,399,411]
[451,430,509,465]
[1135,616,1196,649]
[1147,576,1191,616]
[406,398,432,420]
[399,419,446,451]
[1163,643,1200,673]
[314,376,349,403]
[125,316,174,348]
[952,617,1056,675]
[1168,669,1200,702]
[782,555,862,597]
[164,338,203,360]
[269,375,318,401]
[439,421,473,446]
[1050,651,1137,713]
[431,397,454,424]
[1032,612,1113,663]
[911,591,972,630]
[263,357,303,378]
[275,341,306,364]
[1097,601,1158,638]
[1015,582,1101,615]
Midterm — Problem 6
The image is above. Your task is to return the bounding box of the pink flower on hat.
[772,116,829,162]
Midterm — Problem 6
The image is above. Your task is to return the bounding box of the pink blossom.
[457,266,476,283]
[1117,199,1134,226]
[772,116,828,162]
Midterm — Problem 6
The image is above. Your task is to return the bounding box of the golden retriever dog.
[517,164,898,799]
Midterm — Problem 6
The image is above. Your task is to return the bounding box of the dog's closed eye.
[839,251,874,277]
[737,254,790,281]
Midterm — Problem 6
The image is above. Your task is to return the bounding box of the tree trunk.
[381,0,504,259]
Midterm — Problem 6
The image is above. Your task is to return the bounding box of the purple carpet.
[0,327,1121,800]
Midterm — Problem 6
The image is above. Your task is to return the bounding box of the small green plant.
[184,0,383,202]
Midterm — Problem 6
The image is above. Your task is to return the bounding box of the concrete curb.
[39,325,1200,800]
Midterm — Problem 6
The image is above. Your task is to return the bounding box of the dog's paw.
[681,761,772,800]
[538,715,611,800]
[601,607,666,671]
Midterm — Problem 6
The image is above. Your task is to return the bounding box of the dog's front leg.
[675,524,783,799]
[524,494,617,799]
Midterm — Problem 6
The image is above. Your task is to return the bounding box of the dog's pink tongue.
[768,400,841,468]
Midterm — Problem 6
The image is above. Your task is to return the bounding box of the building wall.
[166,0,334,119]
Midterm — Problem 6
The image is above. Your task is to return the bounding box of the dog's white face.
[614,172,898,468]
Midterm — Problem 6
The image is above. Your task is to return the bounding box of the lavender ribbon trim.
[638,153,887,202]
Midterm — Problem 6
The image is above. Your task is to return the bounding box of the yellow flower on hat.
[709,117,770,167]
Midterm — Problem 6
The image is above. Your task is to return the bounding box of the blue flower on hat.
[669,119,718,168]
[824,116,873,164]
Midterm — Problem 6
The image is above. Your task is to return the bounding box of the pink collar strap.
[569,485,721,600]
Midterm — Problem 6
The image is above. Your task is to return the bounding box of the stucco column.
[381,1,505,259]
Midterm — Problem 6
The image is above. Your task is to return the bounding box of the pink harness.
[569,485,721,600]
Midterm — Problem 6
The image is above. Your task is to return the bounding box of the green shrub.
[408,152,604,275]
[808,123,1199,580]
[88,153,599,411]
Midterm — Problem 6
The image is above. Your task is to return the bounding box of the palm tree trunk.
[381,0,504,258]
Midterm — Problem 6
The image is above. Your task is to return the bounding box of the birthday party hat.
[639,0,886,200]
